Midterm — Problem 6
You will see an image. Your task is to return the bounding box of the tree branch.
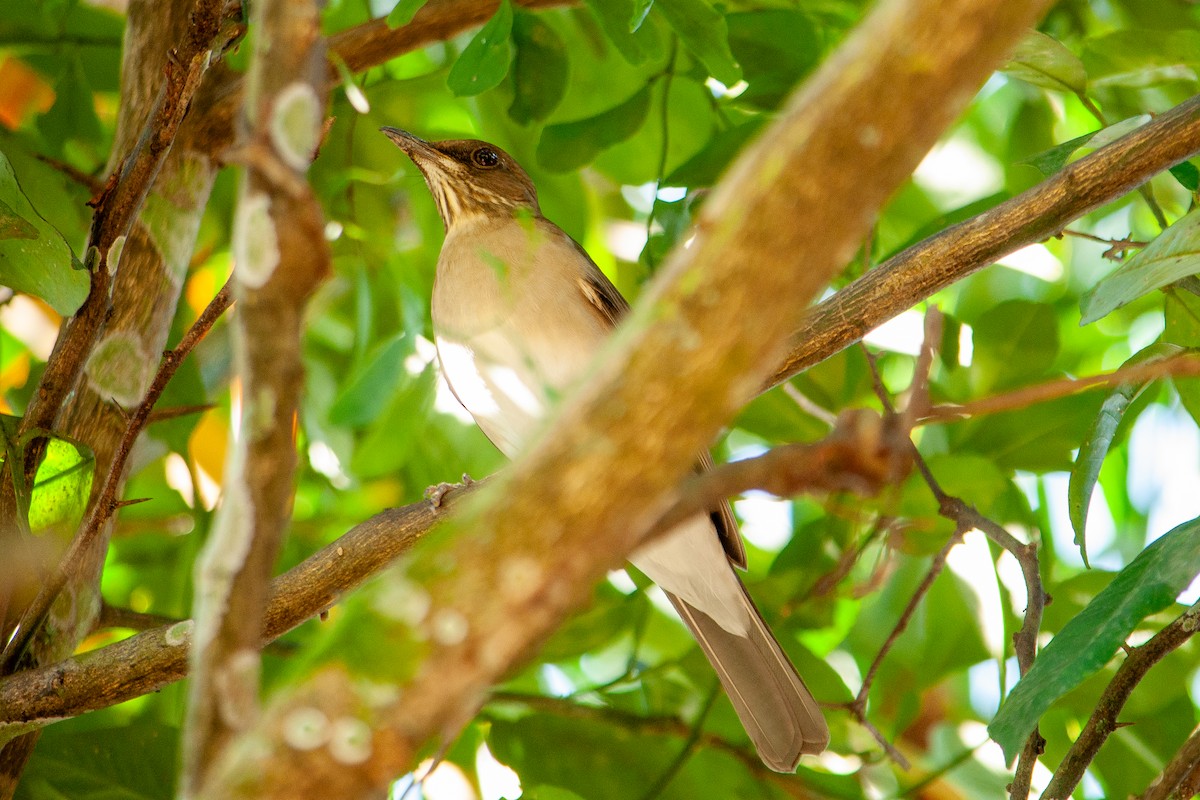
[180,0,330,793]
[768,92,1200,390]
[1140,722,1200,800]
[0,421,893,729]
[327,0,572,74]
[0,280,232,675]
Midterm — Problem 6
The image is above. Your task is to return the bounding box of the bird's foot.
[425,474,475,508]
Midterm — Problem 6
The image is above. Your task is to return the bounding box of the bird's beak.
[381,127,440,165]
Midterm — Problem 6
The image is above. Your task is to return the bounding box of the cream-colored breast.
[431,215,612,456]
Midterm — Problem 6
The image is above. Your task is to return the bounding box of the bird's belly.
[435,330,572,457]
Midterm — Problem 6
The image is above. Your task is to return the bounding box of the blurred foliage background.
[2,0,1200,797]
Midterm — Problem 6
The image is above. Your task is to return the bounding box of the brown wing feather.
[698,450,747,569]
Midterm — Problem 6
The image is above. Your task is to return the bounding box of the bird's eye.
[472,148,500,168]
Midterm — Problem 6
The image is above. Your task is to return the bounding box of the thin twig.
[1042,604,1200,800]
[1138,723,1200,800]
[32,154,105,194]
[1,280,233,671]
[921,354,1200,424]
[146,403,216,424]
[654,410,905,535]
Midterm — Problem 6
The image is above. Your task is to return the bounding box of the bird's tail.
[666,585,829,772]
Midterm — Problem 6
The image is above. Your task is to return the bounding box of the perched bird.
[382,127,829,771]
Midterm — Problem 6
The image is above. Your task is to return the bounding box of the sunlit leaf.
[386,0,428,28]
[1083,29,1200,88]
[989,516,1200,762]
[1002,30,1087,94]
[1081,209,1200,325]
[27,434,95,532]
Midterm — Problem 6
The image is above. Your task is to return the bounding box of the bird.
[382,127,829,771]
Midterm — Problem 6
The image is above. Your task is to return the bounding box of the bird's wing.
[698,450,747,569]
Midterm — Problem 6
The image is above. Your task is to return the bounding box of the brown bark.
[0,0,234,794]
[179,0,330,794]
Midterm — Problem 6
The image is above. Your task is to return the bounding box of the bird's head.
[381,128,540,230]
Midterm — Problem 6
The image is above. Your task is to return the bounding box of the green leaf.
[27,435,94,532]
[350,365,437,478]
[1165,291,1200,427]
[582,0,661,65]
[971,300,1059,392]
[1083,29,1200,88]
[1017,130,1099,177]
[665,119,762,187]
[37,57,103,153]
[1081,209,1200,325]
[508,13,569,125]
[1068,344,1183,567]
[386,0,428,27]
[536,86,651,172]
[652,0,740,86]
[1002,30,1087,94]
[446,0,514,97]
[726,10,819,109]
[989,516,1200,762]
[629,0,654,31]
[1170,160,1200,192]
[1017,116,1148,178]
[489,713,760,800]
[15,721,178,800]
[0,150,87,315]
[328,333,411,427]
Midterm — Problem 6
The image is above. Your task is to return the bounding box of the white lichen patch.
[215,648,261,729]
[499,555,541,603]
[270,83,321,172]
[191,456,255,658]
[107,235,126,275]
[233,191,279,288]
[282,706,330,751]
[328,717,372,765]
[428,607,468,646]
[140,192,206,285]
[165,619,194,647]
[356,679,400,709]
[372,573,431,626]
[84,330,154,407]
[251,386,277,436]
[858,125,882,149]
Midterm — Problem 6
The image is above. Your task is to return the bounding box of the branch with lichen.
[179,0,331,794]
